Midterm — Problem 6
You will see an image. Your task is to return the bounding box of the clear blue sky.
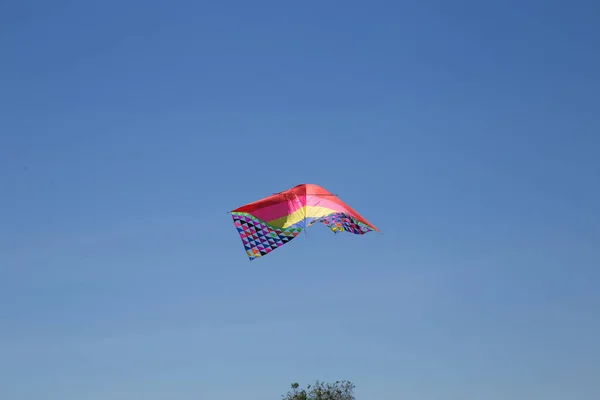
[1,1,599,399]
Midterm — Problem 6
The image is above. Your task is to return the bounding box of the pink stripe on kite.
[249,196,304,222]
[247,195,352,222]
[305,196,351,214]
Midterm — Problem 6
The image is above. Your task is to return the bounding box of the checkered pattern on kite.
[231,212,303,260]
[318,212,374,235]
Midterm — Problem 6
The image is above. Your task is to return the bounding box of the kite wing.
[230,183,378,260]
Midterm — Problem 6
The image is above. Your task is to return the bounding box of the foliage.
[282,380,355,400]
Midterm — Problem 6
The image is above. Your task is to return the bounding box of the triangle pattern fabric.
[318,212,374,235]
[231,212,302,260]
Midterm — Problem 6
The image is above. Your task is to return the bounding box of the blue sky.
[1,0,599,399]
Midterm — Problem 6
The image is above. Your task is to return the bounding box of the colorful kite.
[229,183,379,260]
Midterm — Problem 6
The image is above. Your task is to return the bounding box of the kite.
[229,183,379,260]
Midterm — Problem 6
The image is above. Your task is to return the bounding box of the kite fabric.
[230,183,379,260]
